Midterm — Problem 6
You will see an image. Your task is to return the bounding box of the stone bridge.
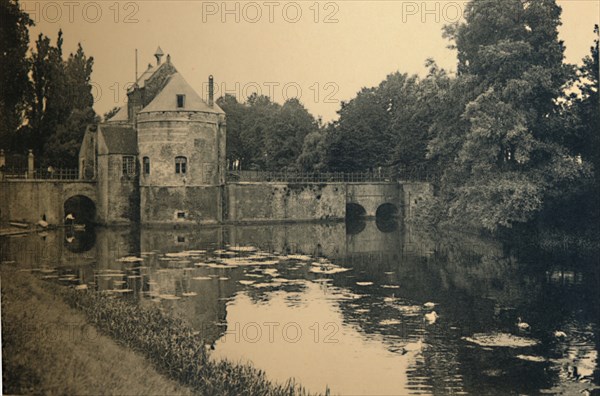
[1,179,432,226]
[0,180,98,225]
[225,181,432,223]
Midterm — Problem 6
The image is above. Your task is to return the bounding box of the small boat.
[73,224,86,231]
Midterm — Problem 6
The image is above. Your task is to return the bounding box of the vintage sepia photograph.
[1,0,599,394]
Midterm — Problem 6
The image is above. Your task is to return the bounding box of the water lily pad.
[463,333,539,348]
[208,263,237,269]
[285,254,312,261]
[251,282,273,288]
[380,319,402,325]
[158,294,180,300]
[117,256,144,262]
[227,246,257,252]
[516,354,546,362]
[309,266,351,275]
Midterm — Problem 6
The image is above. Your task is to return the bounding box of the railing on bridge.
[1,168,80,180]
[226,168,434,183]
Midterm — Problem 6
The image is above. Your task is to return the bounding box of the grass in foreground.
[1,265,195,395]
[2,264,325,396]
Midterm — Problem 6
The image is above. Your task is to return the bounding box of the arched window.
[175,156,187,174]
[143,157,150,174]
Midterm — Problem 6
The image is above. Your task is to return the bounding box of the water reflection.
[1,222,598,395]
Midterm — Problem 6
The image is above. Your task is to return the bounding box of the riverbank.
[1,265,195,395]
[1,264,321,396]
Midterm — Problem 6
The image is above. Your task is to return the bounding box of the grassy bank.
[1,265,195,395]
[2,265,322,396]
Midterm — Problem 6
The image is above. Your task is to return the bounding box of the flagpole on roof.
[135,49,138,82]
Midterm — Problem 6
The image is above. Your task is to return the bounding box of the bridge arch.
[346,203,367,220]
[375,203,399,220]
[375,203,399,233]
[64,195,96,225]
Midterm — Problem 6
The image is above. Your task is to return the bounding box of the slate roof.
[139,72,224,114]
[129,61,173,92]
[106,105,129,123]
[99,124,138,154]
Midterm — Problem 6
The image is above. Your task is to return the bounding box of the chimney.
[208,75,214,107]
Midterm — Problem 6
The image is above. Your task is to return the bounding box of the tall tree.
[324,85,393,172]
[27,31,68,155]
[44,43,98,167]
[430,0,587,231]
[0,0,33,150]
[572,25,599,174]
[25,32,97,167]
[217,94,246,167]
[265,98,317,170]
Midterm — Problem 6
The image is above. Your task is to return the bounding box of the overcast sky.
[22,0,600,121]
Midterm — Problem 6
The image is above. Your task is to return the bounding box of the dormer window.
[176,94,185,108]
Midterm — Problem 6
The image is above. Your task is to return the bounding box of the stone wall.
[0,181,97,225]
[346,183,402,217]
[0,179,434,227]
[140,186,222,225]
[225,183,346,223]
[137,112,226,188]
[401,182,434,221]
[137,111,226,224]
[96,154,139,225]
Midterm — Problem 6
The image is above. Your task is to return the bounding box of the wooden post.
[27,149,34,179]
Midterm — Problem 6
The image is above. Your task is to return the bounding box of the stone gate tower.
[80,47,227,225]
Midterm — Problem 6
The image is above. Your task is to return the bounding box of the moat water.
[1,221,599,395]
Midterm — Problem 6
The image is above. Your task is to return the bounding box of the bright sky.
[22,0,600,121]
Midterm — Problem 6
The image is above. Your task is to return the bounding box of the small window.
[122,156,136,176]
[177,236,185,243]
[177,211,186,219]
[176,94,185,108]
[143,157,150,174]
[175,156,187,174]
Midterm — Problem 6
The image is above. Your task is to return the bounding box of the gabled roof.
[129,62,169,91]
[105,106,129,123]
[139,72,224,114]
[99,124,138,154]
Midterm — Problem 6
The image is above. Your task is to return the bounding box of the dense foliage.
[0,0,97,167]
[1,0,597,233]
[217,94,318,170]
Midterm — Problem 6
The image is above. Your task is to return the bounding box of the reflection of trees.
[333,225,600,395]
[9,221,598,395]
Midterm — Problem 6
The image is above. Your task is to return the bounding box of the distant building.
[79,48,227,224]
